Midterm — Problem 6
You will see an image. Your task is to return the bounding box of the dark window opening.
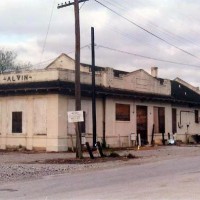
[159,79,164,85]
[116,104,130,121]
[154,107,165,133]
[12,112,22,133]
[195,110,199,123]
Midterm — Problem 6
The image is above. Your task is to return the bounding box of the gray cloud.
[1,0,200,86]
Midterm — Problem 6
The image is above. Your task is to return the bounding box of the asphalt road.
[1,155,200,200]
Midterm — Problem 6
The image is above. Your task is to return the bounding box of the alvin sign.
[2,74,32,82]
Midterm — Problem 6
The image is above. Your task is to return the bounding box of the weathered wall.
[46,53,89,73]
[102,68,171,96]
[66,97,104,147]
[0,70,59,84]
[172,106,200,142]
[0,94,62,151]
[103,98,172,147]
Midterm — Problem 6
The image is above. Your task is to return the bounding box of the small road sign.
[68,111,84,123]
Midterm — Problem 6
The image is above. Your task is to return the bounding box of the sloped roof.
[45,53,73,69]
[171,80,200,104]
[174,77,200,95]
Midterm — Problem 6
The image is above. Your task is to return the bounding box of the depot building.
[0,54,200,151]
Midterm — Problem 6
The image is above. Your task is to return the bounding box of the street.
[0,152,200,200]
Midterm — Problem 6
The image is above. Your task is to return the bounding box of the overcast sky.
[1,0,200,86]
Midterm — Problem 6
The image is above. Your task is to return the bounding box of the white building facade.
[0,54,200,151]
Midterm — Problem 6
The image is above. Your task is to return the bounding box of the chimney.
[151,67,158,78]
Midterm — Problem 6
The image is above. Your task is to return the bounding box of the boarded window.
[195,110,199,123]
[154,107,165,133]
[33,99,47,134]
[12,112,22,133]
[116,104,130,121]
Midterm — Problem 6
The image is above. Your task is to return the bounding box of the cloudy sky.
[1,0,200,86]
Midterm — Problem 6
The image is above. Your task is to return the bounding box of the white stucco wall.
[0,94,64,152]
[66,97,104,147]
[103,98,174,147]
[0,70,59,84]
[0,57,199,150]
[102,69,171,96]
[172,106,200,142]
[46,53,89,73]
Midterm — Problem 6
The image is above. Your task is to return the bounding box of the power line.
[94,0,200,60]
[40,0,56,64]
[79,1,86,10]
[33,44,90,68]
[103,0,200,50]
[97,45,200,68]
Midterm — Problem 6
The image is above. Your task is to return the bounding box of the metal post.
[91,27,97,147]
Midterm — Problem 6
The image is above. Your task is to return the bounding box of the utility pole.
[58,0,88,158]
[91,27,97,147]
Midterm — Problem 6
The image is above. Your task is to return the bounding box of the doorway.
[172,108,177,133]
[136,105,148,145]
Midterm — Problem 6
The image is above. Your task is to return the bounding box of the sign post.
[68,111,84,153]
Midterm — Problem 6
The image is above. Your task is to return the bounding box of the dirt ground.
[1,144,200,184]
[1,144,200,164]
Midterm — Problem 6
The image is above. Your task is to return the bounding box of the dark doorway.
[172,108,177,133]
[136,106,148,145]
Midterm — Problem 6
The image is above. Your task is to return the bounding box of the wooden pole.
[74,0,82,158]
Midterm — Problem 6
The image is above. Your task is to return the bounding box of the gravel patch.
[1,145,200,184]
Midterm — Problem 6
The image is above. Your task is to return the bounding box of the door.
[137,105,148,145]
[172,108,177,133]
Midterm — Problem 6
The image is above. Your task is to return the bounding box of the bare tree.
[0,49,31,73]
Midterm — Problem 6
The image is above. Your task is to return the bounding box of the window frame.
[12,111,22,133]
[115,103,130,121]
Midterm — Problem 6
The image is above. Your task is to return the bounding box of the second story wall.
[101,68,171,96]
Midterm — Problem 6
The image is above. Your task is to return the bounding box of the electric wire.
[79,1,86,10]
[94,0,200,60]
[40,0,56,64]
[124,0,200,49]
[33,44,90,68]
[97,45,200,68]
[111,0,200,50]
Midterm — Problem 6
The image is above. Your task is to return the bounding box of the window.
[116,104,130,121]
[33,99,47,134]
[12,112,22,133]
[154,107,165,133]
[195,110,199,123]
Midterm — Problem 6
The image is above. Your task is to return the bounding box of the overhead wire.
[128,0,200,49]
[100,0,200,50]
[40,0,56,64]
[97,45,200,68]
[33,44,90,68]
[80,1,86,10]
[94,0,200,60]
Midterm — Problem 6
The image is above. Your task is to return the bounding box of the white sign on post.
[68,111,84,123]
